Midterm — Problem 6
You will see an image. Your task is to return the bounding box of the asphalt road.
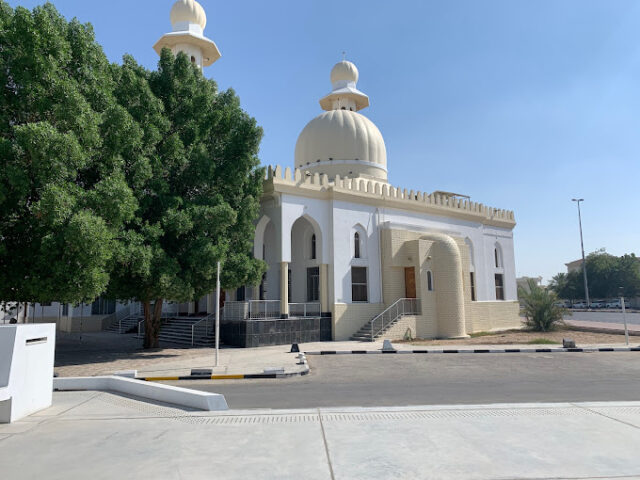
[173,352,640,409]
[567,310,640,325]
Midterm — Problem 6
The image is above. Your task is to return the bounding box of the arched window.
[190,56,196,64]
[427,271,434,291]
[354,232,360,258]
[311,234,316,260]
[494,247,501,268]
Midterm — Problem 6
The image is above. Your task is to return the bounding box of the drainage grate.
[319,407,593,422]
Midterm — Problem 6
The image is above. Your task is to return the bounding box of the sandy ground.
[401,328,630,346]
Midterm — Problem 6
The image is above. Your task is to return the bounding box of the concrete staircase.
[350,298,420,342]
[138,315,216,347]
[107,315,143,334]
[350,316,402,342]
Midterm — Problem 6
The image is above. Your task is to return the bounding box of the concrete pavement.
[55,332,307,378]
[2,391,640,479]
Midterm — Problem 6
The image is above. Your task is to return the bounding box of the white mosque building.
[9,0,520,346]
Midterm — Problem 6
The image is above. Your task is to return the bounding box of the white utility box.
[0,324,56,423]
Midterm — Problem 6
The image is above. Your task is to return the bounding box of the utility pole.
[572,199,590,308]
[215,261,221,367]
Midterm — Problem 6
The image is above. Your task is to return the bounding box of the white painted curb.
[53,376,228,411]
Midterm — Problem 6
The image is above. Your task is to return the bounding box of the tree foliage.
[107,50,266,348]
[0,2,136,304]
[0,3,266,347]
[549,250,640,300]
[518,279,565,332]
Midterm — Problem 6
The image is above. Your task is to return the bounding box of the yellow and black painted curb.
[142,370,309,382]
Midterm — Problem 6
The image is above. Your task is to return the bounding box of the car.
[606,299,622,309]
[573,302,588,309]
[590,301,606,309]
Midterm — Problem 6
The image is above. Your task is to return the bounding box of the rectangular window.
[236,286,246,302]
[495,274,504,301]
[307,267,319,302]
[259,273,267,300]
[351,267,368,302]
[91,297,116,315]
[470,272,476,301]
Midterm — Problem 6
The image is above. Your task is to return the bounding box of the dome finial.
[320,58,369,112]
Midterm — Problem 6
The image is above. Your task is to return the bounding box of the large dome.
[295,110,387,181]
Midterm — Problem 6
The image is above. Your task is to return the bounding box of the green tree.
[0,2,136,307]
[107,51,266,348]
[550,251,640,301]
[519,279,565,332]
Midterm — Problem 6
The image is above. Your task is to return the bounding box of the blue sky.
[8,0,640,282]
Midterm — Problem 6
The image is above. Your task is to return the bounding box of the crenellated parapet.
[263,165,516,228]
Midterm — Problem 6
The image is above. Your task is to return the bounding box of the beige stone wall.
[378,315,418,341]
[380,228,469,338]
[466,301,522,332]
[332,302,384,340]
[343,227,520,340]
[30,315,110,333]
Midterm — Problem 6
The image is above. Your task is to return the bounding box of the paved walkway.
[2,392,640,479]
[55,332,306,378]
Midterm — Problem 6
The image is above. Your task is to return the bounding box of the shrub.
[518,279,566,332]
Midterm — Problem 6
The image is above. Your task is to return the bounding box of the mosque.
[14,0,520,346]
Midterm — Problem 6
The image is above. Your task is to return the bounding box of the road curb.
[305,347,640,355]
[142,370,309,382]
[141,354,310,382]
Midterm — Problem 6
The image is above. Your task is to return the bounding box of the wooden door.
[404,267,417,298]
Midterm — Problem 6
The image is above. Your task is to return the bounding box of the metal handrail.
[288,302,321,317]
[223,301,249,321]
[370,298,420,340]
[191,312,216,346]
[248,300,280,319]
[103,303,137,333]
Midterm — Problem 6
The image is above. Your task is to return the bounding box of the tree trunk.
[23,302,28,323]
[143,299,164,349]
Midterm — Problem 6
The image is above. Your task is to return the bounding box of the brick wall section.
[467,301,522,332]
[377,227,521,339]
[378,315,418,341]
[333,303,385,341]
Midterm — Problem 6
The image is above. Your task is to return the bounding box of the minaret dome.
[154,0,221,69]
[170,0,207,30]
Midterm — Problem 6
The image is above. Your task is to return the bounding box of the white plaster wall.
[331,200,382,304]
[172,43,203,68]
[264,194,516,306]
[280,194,331,264]
[0,324,55,423]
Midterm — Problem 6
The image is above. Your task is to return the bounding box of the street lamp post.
[572,198,590,308]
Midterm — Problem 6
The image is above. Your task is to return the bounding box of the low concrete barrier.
[53,376,228,411]
[0,324,56,423]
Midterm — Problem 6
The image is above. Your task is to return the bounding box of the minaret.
[319,60,369,112]
[153,0,221,69]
